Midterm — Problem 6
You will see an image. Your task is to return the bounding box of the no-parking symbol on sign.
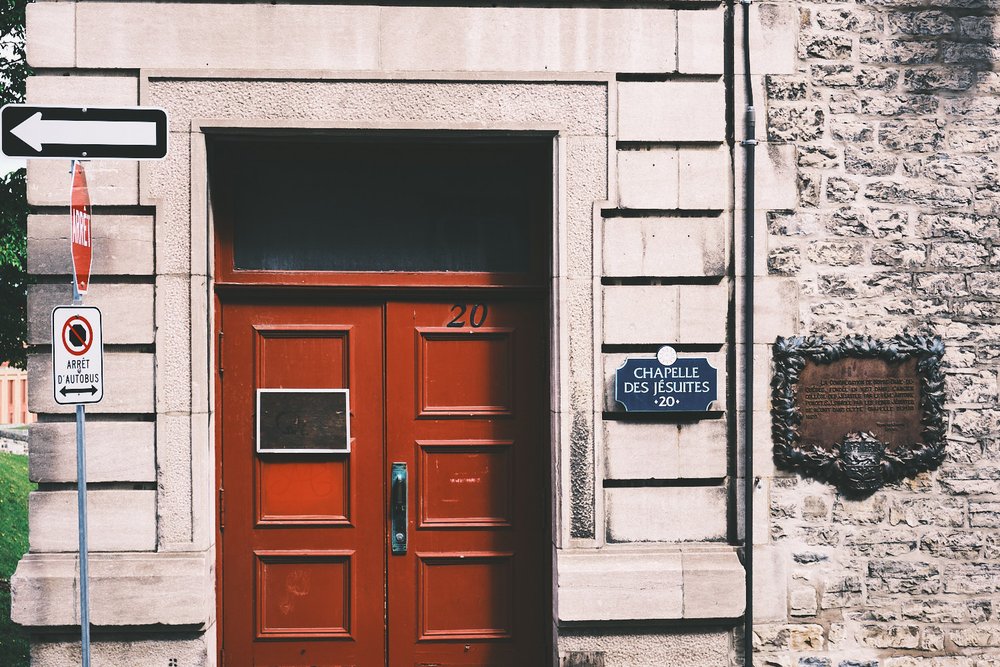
[52,305,104,405]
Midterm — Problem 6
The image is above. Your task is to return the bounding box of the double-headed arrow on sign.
[1,105,168,160]
[60,385,99,397]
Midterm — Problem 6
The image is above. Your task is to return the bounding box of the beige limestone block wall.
[749,0,1000,665]
[7,2,800,665]
[13,62,218,665]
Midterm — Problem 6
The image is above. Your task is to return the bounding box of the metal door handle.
[391,462,407,555]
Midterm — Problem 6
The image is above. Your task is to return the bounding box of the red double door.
[219,298,549,666]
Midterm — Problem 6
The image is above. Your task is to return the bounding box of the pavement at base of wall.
[0,427,28,456]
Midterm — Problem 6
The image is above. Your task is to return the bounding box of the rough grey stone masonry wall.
[757,0,1000,665]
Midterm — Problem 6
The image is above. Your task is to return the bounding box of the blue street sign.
[615,352,718,412]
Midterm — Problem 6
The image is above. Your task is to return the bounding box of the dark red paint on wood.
[218,299,549,665]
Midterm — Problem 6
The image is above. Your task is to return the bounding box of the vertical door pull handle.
[391,463,407,555]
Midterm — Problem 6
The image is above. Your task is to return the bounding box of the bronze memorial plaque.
[771,334,945,496]
[798,357,921,451]
[257,388,350,454]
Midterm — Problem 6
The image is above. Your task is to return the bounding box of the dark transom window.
[210,135,551,276]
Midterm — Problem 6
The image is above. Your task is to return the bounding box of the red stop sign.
[70,162,92,295]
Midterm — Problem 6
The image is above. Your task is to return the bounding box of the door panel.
[255,329,353,526]
[220,299,548,666]
[386,301,549,665]
[221,304,385,666]
[255,550,353,639]
[418,330,514,415]
[417,440,513,528]
[417,552,514,640]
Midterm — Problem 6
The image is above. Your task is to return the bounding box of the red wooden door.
[386,300,549,665]
[219,298,549,666]
[220,302,386,666]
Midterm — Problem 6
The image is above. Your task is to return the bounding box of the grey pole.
[75,402,91,667]
[71,160,92,667]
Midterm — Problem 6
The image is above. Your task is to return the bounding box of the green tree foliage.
[0,1,28,106]
[0,171,26,368]
[0,0,28,368]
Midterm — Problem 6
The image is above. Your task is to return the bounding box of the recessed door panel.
[256,328,353,525]
[419,330,514,416]
[418,441,514,528]
[258,461,350,525]
[256,327,350,388]
[418,553,514,641]
[255,551,353,639]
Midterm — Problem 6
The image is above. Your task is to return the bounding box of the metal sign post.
[73,318,91,667]
[51,301,103,667]
[72,158,91,667]
[51,302,104,662]
[64,160,97,667]
[74,160,91,667]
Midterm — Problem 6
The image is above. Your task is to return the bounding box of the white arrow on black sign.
[1,105,168,160]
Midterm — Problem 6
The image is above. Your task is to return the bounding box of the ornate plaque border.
[771,333,946,496]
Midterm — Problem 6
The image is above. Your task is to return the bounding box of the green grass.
[0,451,33,665]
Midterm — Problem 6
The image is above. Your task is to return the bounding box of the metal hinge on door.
[218,488,225,531]
[217,331,224,374]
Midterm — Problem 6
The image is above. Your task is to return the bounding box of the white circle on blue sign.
[657,345,678,366]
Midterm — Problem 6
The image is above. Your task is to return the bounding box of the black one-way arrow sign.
[1,105,168,160]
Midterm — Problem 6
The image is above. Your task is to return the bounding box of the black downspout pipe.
[740,0,757,664]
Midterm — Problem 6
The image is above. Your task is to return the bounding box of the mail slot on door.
[256,389,351,454]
